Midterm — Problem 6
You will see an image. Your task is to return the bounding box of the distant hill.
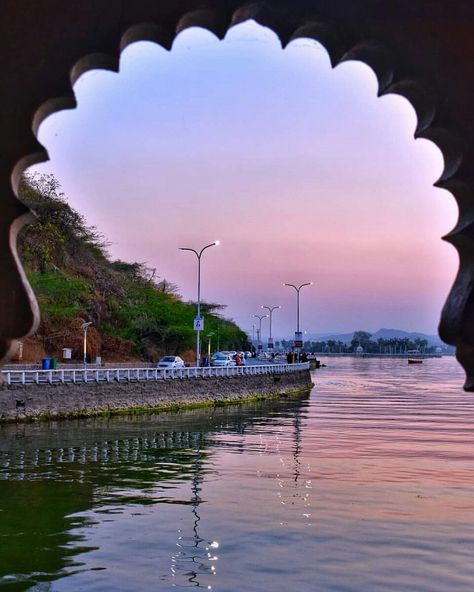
[371,328,442,345]
[294,328,443,345]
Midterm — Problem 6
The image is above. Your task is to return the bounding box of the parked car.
[211,353,237,367]
[156,356,185,369]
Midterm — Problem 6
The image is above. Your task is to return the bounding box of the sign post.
[194,317,204,366]
[294,331,303,348]
[193,317,204,331]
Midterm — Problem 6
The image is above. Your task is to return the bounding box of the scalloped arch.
[3,2,474,389]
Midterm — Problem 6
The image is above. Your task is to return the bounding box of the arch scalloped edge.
[456,342,474,391]
[382,79,437,136]
[286,20,347,67]
[6,3,473,388]
[0,208,41,368]
[70,52,120,87]
[120,22,175,52]
[438,259,472,344]
[176,8,231,40]
[420,128,466,184]
[11,151,50,197]
[440,178,474,240]
[230,2,297,46]
[340,40,395,95]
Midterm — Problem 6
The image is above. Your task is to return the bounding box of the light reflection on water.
[0,356,473,591]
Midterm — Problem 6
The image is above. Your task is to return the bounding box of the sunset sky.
[31,21,458,339]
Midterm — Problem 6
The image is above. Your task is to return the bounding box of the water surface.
[0,357,472,591]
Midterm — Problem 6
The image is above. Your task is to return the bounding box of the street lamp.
[253,314,268,353]
[284,282,313,356]
[81,321,92,367]
[206,332,214,366]
[261,305,280,350]
[179,241,219,367]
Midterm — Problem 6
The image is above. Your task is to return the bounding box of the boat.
[408,358,423,364]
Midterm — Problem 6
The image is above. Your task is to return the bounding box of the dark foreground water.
[0,357,472,591]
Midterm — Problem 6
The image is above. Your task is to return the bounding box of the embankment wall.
[0,370,313,422]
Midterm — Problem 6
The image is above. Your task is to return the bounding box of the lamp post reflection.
[171,436,219,589]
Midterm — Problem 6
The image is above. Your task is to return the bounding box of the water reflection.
[0,395,309,590]
[1,358,473,591]
[171,444,220,589]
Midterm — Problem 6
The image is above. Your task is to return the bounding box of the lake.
[0,356,472,591]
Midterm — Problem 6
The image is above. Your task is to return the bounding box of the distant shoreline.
[312,353,444,359]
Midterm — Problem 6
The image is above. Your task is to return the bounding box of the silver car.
[211,353,237,367]
[157,356,185,368]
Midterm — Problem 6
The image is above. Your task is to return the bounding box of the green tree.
[351,331,372,351]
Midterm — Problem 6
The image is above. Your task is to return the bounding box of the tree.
[351,331,372,351]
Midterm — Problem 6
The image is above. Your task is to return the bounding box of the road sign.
[267,337,274,349]
[194,317,204,331]
[294,331,303,348]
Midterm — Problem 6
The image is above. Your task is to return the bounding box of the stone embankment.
[0,369,313,422]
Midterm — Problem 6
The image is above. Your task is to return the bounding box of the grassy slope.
[18,174,248,361]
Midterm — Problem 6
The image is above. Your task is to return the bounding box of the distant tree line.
[278,331,452,354]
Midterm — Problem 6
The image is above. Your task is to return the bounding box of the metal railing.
[1,362,310,386]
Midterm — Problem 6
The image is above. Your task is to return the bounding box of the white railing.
[1,363,309,386]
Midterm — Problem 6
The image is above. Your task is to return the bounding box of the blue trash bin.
[41,358,51,370]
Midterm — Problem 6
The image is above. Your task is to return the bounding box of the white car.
[157,356,185,368]
[212,353,237,367]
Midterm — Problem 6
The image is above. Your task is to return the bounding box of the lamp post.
[261,305,280,350]
[179,241,219,367]
[81,321,92,368]
[206,332,214,366]
[253,314,268,353]
[284,282,312,358]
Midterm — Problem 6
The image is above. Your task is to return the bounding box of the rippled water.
[0,357,472,591]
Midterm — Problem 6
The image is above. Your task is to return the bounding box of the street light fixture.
[253,314,268,353]
[284,282,313,355]
[80,321,92,368]
[179,241,219,367]
[206,332,214,366]
[261,305,281,350]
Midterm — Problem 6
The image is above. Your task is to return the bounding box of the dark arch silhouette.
[1,1,473,387]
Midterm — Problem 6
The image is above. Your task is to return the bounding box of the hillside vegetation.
[17,173,248,362]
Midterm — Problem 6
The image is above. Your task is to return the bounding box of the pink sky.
[32,21,458,338]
